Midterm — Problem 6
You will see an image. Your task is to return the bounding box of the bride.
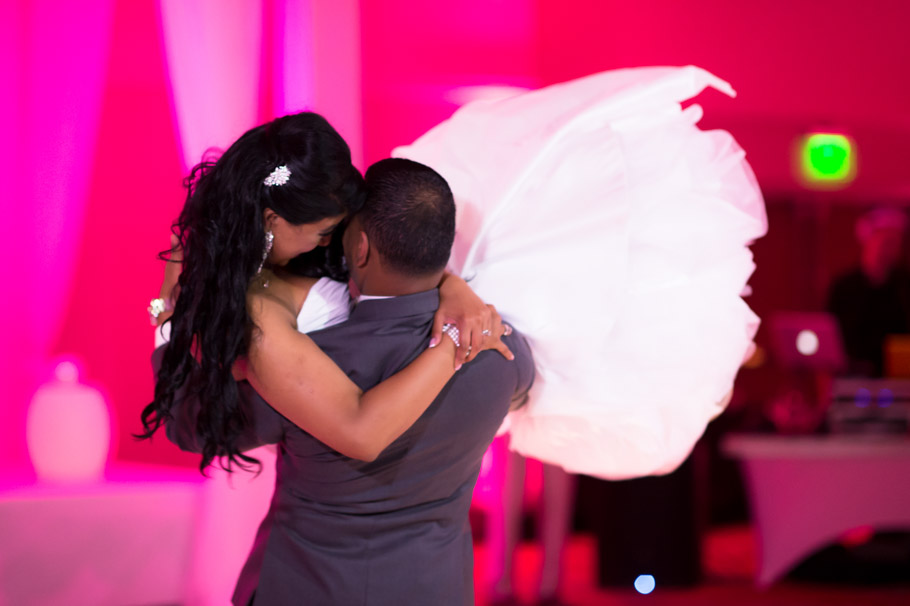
[140,111,512,469]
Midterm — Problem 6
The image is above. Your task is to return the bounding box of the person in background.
[487,437,576,606]
[827,207,910,376]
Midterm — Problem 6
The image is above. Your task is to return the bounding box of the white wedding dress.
[393,65,766,480]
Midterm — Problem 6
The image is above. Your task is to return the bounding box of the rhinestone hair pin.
[264,165,291,187]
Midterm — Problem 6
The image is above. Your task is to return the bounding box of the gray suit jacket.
[156,288,534,605]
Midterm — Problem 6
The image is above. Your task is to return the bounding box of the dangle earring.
[256,230,274,287]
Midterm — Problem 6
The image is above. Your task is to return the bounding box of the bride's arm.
[154,234,511,461]
[245,294,467,462]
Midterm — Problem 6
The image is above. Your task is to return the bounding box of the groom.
[163,158,534,605]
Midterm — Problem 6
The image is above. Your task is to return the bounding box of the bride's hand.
[431,273,514,367]
[155,233,182,326]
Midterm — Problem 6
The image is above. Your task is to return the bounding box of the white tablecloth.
[722,433,910,587]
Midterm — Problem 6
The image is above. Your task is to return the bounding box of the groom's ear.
[354,229,370,268]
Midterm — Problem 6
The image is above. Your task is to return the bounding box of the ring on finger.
[481,329,492,336]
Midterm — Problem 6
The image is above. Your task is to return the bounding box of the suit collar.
[348,289,439,323]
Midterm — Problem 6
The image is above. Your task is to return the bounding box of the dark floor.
[472,525,910,606]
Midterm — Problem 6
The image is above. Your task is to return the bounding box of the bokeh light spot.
[634,574,656,594]
[878,388,894,407]
[796,330,819,356]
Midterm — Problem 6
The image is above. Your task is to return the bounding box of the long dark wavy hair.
[138,112,365,472]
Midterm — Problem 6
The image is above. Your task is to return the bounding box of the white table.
[0,453,278,606]
[722,433,910,587]
[0,465,203,606]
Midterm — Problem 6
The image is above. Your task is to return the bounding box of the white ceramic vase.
[26,360,111,483]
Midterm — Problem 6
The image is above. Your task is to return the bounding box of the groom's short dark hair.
[361,158,455,276]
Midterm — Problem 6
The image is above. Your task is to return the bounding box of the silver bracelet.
[441,323,460,348]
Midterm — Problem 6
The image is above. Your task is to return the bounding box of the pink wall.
[533,0,910,199]
[361,0,539,163]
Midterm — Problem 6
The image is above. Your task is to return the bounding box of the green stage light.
[799,133,856,186]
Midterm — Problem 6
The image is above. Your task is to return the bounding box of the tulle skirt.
[394,66,767,480]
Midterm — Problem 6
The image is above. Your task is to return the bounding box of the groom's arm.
[151,345,288,454]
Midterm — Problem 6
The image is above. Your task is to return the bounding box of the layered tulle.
[394,66,767,480]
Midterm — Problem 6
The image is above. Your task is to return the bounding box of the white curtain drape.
[158,0,265,170]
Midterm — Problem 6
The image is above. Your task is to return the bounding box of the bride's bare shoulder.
[248,270,319,329]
